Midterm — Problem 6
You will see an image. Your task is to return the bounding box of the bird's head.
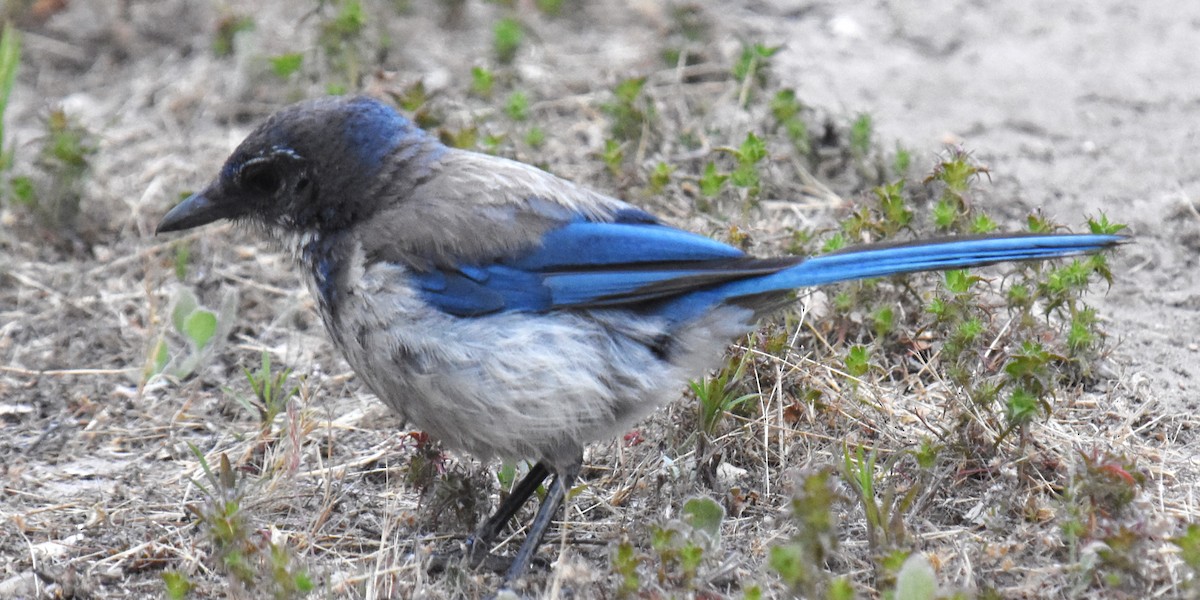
[156,96,440,240]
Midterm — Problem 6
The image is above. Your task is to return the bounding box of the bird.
[156,95,1124,585]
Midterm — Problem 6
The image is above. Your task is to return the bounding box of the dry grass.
[1,1,1195,598]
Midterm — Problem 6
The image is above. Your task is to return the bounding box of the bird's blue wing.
[408,220,794,317]
[410,223,1126,318]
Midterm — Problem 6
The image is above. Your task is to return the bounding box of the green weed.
[524,126,545,149]
[732,42,779,106]
[234,350,300,429]
[318,0,368,91]
[493,17,523,64]
[213,14,254,57]
[698,162,728,199]
[392,80,442,129]
[843,345,870,378]
[729,132,767,197]
[146,287,237,382]
[612,539,640,597]
[9,108,96,233]
[842,444,940,589]
[603,76,651,142]
[924,148,989,232]
[162,570,192,599]
[1171,524,1200,592]
[535,0,565,16]
[660,4,709,68]
[842,447,904,555]
[470,66,495,98]
[689,353,758,438]
[649,496,724,589]
[504,90,529,121]
[184,447,314,598]
[1060,450,1150,592]
[768,470,849,597]
[849,113,873,157]
[269,53,304,79]
[648,162,672,194]
[601,139,624,177]
[892,144,912,176]
[770,89,810,156]
[0,21,18,174]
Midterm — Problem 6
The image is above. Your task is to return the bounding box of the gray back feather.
[357,149,635,270]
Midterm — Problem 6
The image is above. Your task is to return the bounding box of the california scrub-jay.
[156,95,1124,584]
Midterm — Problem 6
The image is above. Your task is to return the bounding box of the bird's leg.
[466,461,551,562]
[502,456,582,585]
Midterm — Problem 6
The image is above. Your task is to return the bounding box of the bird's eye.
[238,159,283,195]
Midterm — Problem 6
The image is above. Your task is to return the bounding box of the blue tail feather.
[658,233,1125,322]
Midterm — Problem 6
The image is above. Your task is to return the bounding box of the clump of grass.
[690,353,758,439]
[768,470,851,598]
[923,147,990,232]
[770,89,810,157]
[1060,449,1151,591]
[524,126,545,149]
[268,52,304,80]
[180,448,314,598]
[534,0,565,17]
[318,0,368,93]
[603,76,651,142]
[941,221,1121,454]
[732,42,779,106]
[698,161,728,200]
[439,124,479,150]
[601,139,624,177]
[842,344,871,378]
[162,570,192,600]
[0,21,19,177]
[697,132,770,209]
[1170,524,1200,593]
[770,138,1131,591]
[470,65,495,98]
[9,107,96,234]
[234,350,301,430]
[892,143,912,177]
[841,443,939,586]
[391,79,443,129]
[849,113,873,158]
[611,496,726,594]
[729,132,768,198]
[213,13,254,57]
[647,161,672,194]
[596,77,655,178]
[839,112,894,183]
[493,17,523,64]
[504,89,529,121]
[661,4,711,69]
[612,538,641,597]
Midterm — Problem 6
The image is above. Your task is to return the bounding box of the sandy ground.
[749,0,1200,414]
[1,1,1198,598]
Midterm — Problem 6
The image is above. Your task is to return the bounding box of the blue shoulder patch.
[341,97,428,169]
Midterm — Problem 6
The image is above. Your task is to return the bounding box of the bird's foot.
[426,538,548,575]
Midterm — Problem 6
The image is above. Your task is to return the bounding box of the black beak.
[156,188,239,234]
